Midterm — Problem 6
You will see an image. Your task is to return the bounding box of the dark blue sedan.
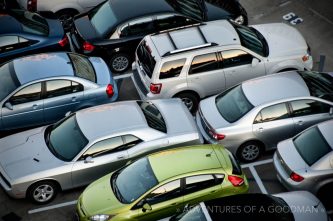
[0,9,69,64]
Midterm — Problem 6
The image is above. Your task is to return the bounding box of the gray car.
[196,71,333,162]
[0,52,118,131]
[0,99,203,204]
[274,120,333,198]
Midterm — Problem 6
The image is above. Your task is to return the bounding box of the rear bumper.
[195,111,217,144]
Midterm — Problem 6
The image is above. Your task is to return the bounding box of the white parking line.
[28,200,77,214]
[114,73,133,80]
[241,158,273,169]
[249,166,268,194]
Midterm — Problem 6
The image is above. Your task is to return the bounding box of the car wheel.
[175,92,199,114]
[109,53,130,73]
[237,141,263,162]
[56,9,78,31]
[28,181,58,204]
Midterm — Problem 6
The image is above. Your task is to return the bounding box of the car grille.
[0,171,11,188]
[133,68,148,95]
[199,108,215,140]
[276,150,292,176]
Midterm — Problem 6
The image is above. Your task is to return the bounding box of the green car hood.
[81,174,124,216]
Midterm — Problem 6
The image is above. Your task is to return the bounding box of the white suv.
[132,20,313,112]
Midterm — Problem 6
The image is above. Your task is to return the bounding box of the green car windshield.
[112,157,158,204]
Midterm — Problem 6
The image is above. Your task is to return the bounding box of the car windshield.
[111,157,158,204]
[231,22,268,57]
[45,114,89,162]
[88,1,118,37]
[215,85,254,123]
[137,101,167,133]
[165,0,206,21]
[68,53,96,82]
[172,204,207,221]
[10,10,49,36]
[293,126,332,166]
[298,71,333,102]
[136,41,156,78]
[0,63,20,101]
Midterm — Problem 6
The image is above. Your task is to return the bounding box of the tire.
[237,141,263,162]
[56,9,78,31]
[28,181,58,204]
[317,183,333,210]
[109,53,130,73]
[174,92,199,114]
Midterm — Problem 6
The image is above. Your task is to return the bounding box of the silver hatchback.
[0,99,202,204]
[197,71,333,162]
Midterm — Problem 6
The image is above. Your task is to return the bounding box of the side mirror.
[330,157,333,168]
[252,58,260,67]
[65,111,71,117]
[84,156,94,164]
[329,107,333,115]
[125,160,132,166]
[4,102,13,110]
[142,203,152,213]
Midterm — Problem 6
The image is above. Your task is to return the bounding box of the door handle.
[171,202,179,206]
[117,155,126,160]
[297,120,303,126]
[210,190,218,194]
[258,127,264,132]
[72,96,77,102]
[32,104,38,109]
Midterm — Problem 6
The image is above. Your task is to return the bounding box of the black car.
[0,9,70,64]
[70,0,248,73]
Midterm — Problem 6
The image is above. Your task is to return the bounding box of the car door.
[132,179,184,221]
[43,80,84,124]
[1,82,43,130]
[71,136,131,188]
[187,52,226,97]
[290,99,333,134]
[0,35,35,62]
[252,103,295,149]
[221,49,265,89]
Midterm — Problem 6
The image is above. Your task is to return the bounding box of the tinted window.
[291,100,331,117]
[222,50,253,68]
[119,24,130,37]
[255,103,289,123]
[216,85,254,123]
[137,101,167,133]
[190,53,219,74]
[185,175,216,195]
[137,41,156,78]
[88,1,118,37]
[113,157,158,203]
[72,81,84,93]
[83,136,124,158]
[0,36,19,47]
[294,126,332,166]
[10,82,41,105]
[159,59,185,79]
[69,53,96,83]
[123,135,142,149]
[146,180,181,205]
[128,17,154,36]
[46,114,88,161]
[10,10,49,36]
[156,14,194,30]
[46,80,72,98]
[165,0,204,21]
[0,63,20,101]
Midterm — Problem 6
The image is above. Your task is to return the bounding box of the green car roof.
[148,145,227,182]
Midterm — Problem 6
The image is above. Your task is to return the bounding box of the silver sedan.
[196,71,333,162]
[0,99,202,204]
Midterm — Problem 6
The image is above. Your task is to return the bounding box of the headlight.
[89,214,112,221]
[233,15,245,25]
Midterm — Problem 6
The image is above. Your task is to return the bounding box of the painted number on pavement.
[283,12,303,25]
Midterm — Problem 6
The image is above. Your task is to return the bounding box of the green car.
[76,144,249,221]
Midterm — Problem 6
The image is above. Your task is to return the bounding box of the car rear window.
[68,53,96,83]
[293,126,332,166]
[137,101,167,133]
[136,40,156,78]
[0,63,20,101]
[10,10,49,36]
[228,152,242,175]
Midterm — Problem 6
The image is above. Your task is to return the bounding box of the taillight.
[290,172,304,182]
[209,129,225,140]
[58,36,69,47]
[150,83,162,94]
[228,175,244,187]
[27,0,37,11]
[106,84,114,98]
[83,41,95,53]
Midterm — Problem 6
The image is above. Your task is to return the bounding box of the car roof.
[148,145,223,182]
[0,14,22,34]
[149,20,239,57]
[317,120,333,148]
[242,71,310,106]
[76,101,147,141]
[12,53,74,84]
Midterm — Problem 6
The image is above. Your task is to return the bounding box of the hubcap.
[241,144,260,161]
[33,184,54,203]
[111,56,129,72]
[59,14,74,31]
[181,97,193,111]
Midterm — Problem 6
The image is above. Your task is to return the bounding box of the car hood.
[81,173,124,216]
[277,139,309,172]
[252,23,307,58]
[0,127,60,180]
[199,96,231,130]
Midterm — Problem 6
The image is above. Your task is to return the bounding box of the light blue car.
[0,52,118,130]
